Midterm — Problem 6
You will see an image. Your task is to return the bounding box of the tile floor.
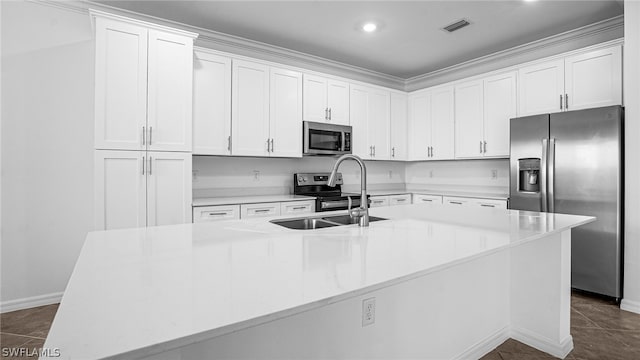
[0,292,638,359]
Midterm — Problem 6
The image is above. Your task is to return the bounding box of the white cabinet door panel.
[483,72,516,157]
[147,30,193,151]
[281,200,315,215]
[146,152,192,226]
[443,196,474,207]
[413,194,443,205]
[349,85,371,159]
[408,92,430,161]
[565,46,622,111]
[270,68,303,158]
[430,86,455,160]
[192,51,231,155]
[518,59,565,116]
[303,74,328,123]
[241,202,281,218]
[455,81,484,158]
[193,205,240,223]
[369,89,391,160]
[389,194,411,206]
[232,60,270,156]
[94,150,146,230]
[369,196,390,207]
[390,92,408,160]
[327,79,350,125]
[94,18,147,151]
[472,199,508,209]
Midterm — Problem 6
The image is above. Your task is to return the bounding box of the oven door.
[303,121,352,155]
[316,197,369,212]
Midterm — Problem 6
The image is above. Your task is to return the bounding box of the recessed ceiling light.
[362,22,377,33]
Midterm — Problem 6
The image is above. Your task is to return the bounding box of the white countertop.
[193,194,316,207]
[43,205,592,359]
[361,188,509,200]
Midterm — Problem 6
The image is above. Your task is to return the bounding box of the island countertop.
[42,205,593,360]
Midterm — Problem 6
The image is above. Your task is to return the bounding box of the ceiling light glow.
[362,23,377,32]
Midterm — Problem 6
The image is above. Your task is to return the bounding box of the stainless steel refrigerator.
[509,105,623,299]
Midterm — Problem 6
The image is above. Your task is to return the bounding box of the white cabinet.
[241,202,281,218]
[413,194,443,205]
[389,194,411,206]
[518,45,622,116]
[95,150,192,230]
[193,205,240,223]
[443,196,475,207]
[93,15,196,152]
[192,49,232,155]
[473,198,508,209]
[369,196,390,207]
[281,200,315,215]
[408,87,454,161]
[350,84,391,160]
[390,92,408,160]
[443,196,507,209]
[232,60,302,157]
[455,72,516,158]
[303,74,349,125]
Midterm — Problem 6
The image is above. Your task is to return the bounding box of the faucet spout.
[328,154,369,227]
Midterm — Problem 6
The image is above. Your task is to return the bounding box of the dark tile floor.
[0,292,638,359]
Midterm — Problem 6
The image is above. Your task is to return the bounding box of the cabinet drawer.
[281,200,315,215]
[369,196,390,207]
[193,205,240,223]
[389,194,412,206]
[443,196,473,207]
[241,202,281,218]
[413,194,443,204]
[473,199,508,209]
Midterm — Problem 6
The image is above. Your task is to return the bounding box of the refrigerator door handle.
[548,138,556,213]
[541,138,549,212]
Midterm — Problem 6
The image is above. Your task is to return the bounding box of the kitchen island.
[42,204,593,360]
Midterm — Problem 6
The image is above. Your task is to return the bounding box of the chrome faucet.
[328,154,369,227]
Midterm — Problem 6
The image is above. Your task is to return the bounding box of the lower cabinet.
[95,150,192,230]
[443,196,507,209]
[193,200,315,223]
[241,202,281,218]
[370,196,390,208]
[370,194,412,207]
[413,194,443,204]
[193,205,240,223]
[281,200,315,215]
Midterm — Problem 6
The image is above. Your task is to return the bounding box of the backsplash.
[192,156,406,198]
[405,159,510,194]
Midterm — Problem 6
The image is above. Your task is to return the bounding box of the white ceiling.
[93,0,623,79]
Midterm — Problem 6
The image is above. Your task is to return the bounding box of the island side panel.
[510,230,573,358]
[139,251,511,360]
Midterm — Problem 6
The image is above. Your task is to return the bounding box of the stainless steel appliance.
[509,105,623,299]
[294,173,367,212]
[303,121,352,156]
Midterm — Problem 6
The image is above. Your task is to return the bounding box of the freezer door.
[550,106,623,298]
[509,114,549,211]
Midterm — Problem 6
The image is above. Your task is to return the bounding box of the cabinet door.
[443,196,473,207]
[281,200,315,215]
[564,46,622,111]
[349,85,371,159]
[430,86,455,160]
[389,194,411,206]
[94,150,146,230]
[483,72,516,157]
[232,60,270,156]
[146,152,192,226]
[518,59,565,116]
[192,51,232,155]
[327,79,350,125]
[241,202,281,218]
[270,67,303,158]
[369,89,391,160]
[303,74,328,122]
[454,81,484,158]
[413,194,443,205]
[369,196,390,207]
[470,198,508,210]
[390,92,408,160]
[408,91,430,160]
[193,205,240,223]
[94,18,147,151]
[147,30,193,151]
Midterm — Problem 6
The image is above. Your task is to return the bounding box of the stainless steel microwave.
[303,121,352,156]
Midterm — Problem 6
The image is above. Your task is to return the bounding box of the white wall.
[622,0,640,314]
[405,159,510,194]
[1,1,94,310]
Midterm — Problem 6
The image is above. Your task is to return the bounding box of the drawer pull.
[422,199,433,202]
[292,206,307,210]
[450,201,463,205]
[481,204,495,208]
[396,199,407,202]
[254,209,271,213]
[207,212,228,216]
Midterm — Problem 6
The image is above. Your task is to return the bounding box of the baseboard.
[0,292,63,313]
[453,326,510,360]
[620,298,640,314]
[511,326,573,359]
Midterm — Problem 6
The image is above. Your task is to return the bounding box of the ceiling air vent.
[442,19,471,33]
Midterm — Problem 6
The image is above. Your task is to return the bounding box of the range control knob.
[301,177,308,182]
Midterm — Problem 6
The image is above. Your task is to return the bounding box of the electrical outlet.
[192,170,198,181]
[362,297,376,326]
[429,170,433,178]
[491,169,498,180]
[253,170,260,181]
[388,170,393,179]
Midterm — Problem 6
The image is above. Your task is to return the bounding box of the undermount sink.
[270,214,388,230]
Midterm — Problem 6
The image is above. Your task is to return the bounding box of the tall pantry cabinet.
[91,11,198,230]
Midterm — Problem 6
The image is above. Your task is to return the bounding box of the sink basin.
[270,217,339,230]
[321,215,387,225]
[270,214,388,230]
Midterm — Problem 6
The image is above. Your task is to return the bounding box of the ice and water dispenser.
[518,158,540,193]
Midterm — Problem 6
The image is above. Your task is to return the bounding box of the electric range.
[293,173,369,212]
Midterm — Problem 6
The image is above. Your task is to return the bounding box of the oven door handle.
[321,199,361,209]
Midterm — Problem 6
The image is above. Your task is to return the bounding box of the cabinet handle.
[142,156,145,175]
[227,135,231,151]
[450,201,463,205]
[149,126,153,145]
[396,199,407,202]
[142,127,146,146]
[148,156,152,175]
[254,209,271,213]
[392,147,395,157]
[292,206,307,210]
[373,145,376,156]
[422,199,433,202]
[325,108,329,120]
[483,141,487,154]
[329,108,332,120]
[565,94,569,110]
[208,212,228,216]
[270,138,274,152]
[560,94,563,110]
[369,146,373,156]
[481,204,495,208]
[480,141,483,154]
[266,139,270,152]
[431,146,434,157]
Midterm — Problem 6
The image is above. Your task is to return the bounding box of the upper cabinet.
[350,84,391,160]
[192,49,232,155]
[303,74,349,125]
[269,67,303,157]
[94,16,197,152]
[390,92,408,161]
[408,86,455,161]
[518,45,621,116]
[455,72,516,158]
